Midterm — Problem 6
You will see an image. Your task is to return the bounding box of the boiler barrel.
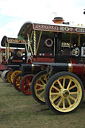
[68,59,85,77]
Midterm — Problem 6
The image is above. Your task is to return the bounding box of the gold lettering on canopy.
[34,24,59,31]
[33,23,85,34]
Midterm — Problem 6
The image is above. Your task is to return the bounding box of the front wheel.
[13,73,22,91]
[31,70,48,104]
[20,74,34,95]
[11,70,21,84]
[1,70,9,82]
[44,71,84,114]
[7,70,13,83]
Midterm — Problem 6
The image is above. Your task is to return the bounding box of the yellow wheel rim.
[35,73,47,102]
[7,70,13,83]
[49,75,82,113]
[11,70,21,83]
[15,75,22,87]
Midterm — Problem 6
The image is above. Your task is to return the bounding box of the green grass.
[0,78,85,128]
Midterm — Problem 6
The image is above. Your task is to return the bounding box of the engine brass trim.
[32,64,34,72]
[68,63,72,72]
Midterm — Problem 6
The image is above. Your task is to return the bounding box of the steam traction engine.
[1,36,26,83]
[25,19,85,114]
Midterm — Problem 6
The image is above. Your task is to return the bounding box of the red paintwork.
[12,60,23,62]
[70,59,85,77]
[32,56,54,63]
[0,63,6,71]
[0,48,25,52]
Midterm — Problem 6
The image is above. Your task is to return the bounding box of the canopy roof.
[18,21,85,40]
[1,36,25,47]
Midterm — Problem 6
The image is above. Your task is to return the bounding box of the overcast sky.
[0,0,85,46]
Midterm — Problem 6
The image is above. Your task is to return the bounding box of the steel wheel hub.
[62,90,69,97]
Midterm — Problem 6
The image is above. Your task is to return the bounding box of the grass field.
[0,78,85,128]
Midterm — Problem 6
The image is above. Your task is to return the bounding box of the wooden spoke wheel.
[20,74,34,95]
[11,70,21,84]
[7,70,13,83]
[1,70,9,82]
[13,73,22,91]
[45,72,84,114]
[31,70,48,104]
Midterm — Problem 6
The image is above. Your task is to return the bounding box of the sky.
[0,0,85,46]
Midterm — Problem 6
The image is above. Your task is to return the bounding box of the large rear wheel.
[45,72,84,114]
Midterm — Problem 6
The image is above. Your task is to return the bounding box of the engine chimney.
[53,17,64,24]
